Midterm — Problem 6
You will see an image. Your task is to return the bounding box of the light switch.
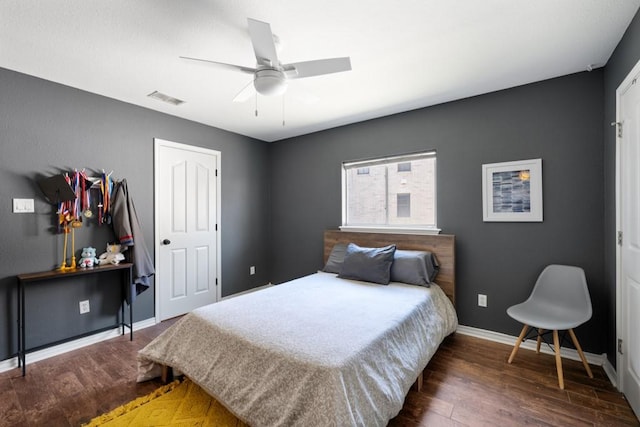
[13,198,35,213]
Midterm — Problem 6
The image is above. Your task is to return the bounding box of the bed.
[137,231,458,426]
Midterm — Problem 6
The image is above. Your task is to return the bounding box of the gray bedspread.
[137,272,458,426]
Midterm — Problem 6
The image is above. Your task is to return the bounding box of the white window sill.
[339,226,441,235]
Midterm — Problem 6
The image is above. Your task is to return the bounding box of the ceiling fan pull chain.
[255,92,258,117]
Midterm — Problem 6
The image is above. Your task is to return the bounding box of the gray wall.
[5,6,639,364]
[603,10,640,366]
[270,70,607,354]
[0,68,271,360]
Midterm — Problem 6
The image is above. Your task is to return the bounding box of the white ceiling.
[2,1,639,142]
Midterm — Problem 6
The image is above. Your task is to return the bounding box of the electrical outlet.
[79,300,90,314]
[478,294,487,307]
[250,266,256,275]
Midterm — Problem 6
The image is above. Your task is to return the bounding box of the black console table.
[16,262,134,376]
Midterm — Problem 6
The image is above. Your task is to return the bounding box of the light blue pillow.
[338,243,397,285]
[390,250,439,287]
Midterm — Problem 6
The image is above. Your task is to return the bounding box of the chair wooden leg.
[536,328,544,354]
[508,324,529,363]
[568,328,594,379]
[553,330,564,389]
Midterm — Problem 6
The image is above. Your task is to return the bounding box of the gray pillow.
[323,242,348,273]
[390,250,440,287]
[338,243,397,285]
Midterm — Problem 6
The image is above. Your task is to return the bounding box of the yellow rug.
[84,379,248,426]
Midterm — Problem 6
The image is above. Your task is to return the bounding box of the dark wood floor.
[0,320,637,426]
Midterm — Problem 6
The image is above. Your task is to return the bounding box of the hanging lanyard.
[99,170,113,225]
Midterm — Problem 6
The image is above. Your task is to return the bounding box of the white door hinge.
[618,231,623,246]
[618,338,624,355]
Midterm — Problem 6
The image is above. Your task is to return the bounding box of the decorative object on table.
[482,158,543,222]
[37,174,77,271]
[38,170,110,271]
[38,169,150,285]
[68,218,83,269]
[98,243,126,265]
[61,170,91,270]
[78,247,99,268]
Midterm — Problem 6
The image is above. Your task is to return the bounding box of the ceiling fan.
[180,18,352,102]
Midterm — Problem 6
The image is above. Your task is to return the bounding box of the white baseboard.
[457,325,621,389]
[0,318,157,373]
[602,357,618,389]
[456,324,608,366]
[222,282,273,300]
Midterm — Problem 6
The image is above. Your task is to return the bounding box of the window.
[397,162,412,172]
[397,193,410,217]
[342,151,437,232]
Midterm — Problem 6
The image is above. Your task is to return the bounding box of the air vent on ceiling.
[147,91,184,106]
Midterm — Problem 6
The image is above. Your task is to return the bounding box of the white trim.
[338,226,441,235]
[603,357,618,389]
[456,325,607,367]
[0,318,157,373]
[341,151,439,231]
[615,82,623,391]
[615,58,640,393]
[222,282,273,300]
[153,139,222,323]
[343,151,436,169]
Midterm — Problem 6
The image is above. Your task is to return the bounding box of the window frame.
[340,151,440,235]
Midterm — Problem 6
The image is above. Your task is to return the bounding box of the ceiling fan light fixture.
[254,68,287,96]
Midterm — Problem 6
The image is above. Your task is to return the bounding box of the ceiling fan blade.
[247,18,279,66]
[283,57,352,79]
[179,56,255,74]
[232,80,256,103]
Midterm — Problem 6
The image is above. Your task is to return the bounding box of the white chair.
[506,264,594,389]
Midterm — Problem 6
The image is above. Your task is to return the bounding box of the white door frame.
[615,58,640,391]
[153,138,222,323]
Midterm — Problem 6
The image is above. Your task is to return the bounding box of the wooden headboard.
[324,230,456,305]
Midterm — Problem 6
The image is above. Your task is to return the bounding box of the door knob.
[162,239,171,245]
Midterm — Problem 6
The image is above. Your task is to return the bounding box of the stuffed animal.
[78,247,99,268]
[98,243,126,265]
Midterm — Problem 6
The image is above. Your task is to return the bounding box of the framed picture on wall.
[482,158,543,222]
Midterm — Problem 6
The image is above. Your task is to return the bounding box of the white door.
[154,139,221,320]
[617,62,640,419]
